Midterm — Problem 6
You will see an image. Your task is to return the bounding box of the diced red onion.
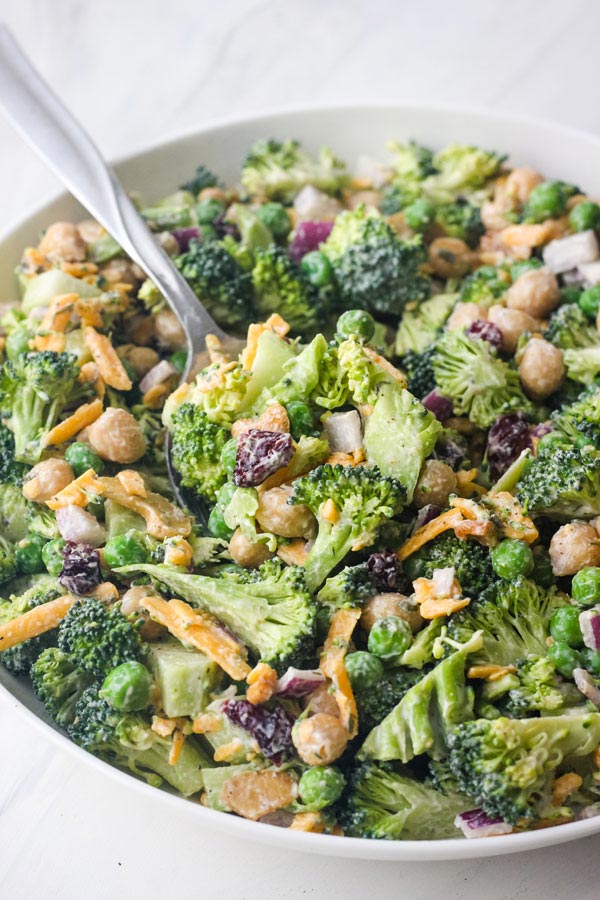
[324,410,363,453]
[573,667,600,708]
[288,220,334,263]
[414,504,442,532]
[422,390,453,422]
[579,609,600,651]
[454,808,513,838]
[293,185,342,220]
[56,505,106,547]
[275,667,324,697]
[139,359,178,393]
[543,231,599,274]
[171,226,200,252]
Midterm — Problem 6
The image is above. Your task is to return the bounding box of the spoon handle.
[0,24,227,366]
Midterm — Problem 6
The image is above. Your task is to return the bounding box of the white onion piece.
[139,359,178,393]
[454,808,513,838]
[577,804,600,820]
[542,230,599,273]
[354,155,393,189]
[573,668,600,708]
[431,566,456,596]
[293,185,342,220]
[275,667,324,697]
[578,260,600,286]
[56,505,106,547]
[579,608,600,651]
[324,410,363,454]
[562,268,585,286]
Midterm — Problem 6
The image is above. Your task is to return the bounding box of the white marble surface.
[3,1,600,897]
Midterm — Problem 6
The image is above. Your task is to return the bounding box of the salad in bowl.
[2,134,600,842]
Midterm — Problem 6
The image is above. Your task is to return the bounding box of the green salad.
[4,136,600,840]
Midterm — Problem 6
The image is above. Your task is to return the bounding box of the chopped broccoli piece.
[403,533,495,598]
[290,464,406,591]
[336,336,396,406]
[0,423,28,484]
[316,564,377,615]
[359,633,483,763]
[0,537,17,588]
[435,201,483,248]
[0,483,32,542]
[564,345,600,386]
[502,656,569,718]
[31,647,92,725]
[339,761,469,840]
[175,240,253,329]
[425,144,504,204]
[322,207,430,318]
[116,559,316,673]
[433,329,533,428]
[169,404,229,503]
[446,577,565,667]
[402,346,437,400]
[459,266,508,307]
[387,141,436,190]
[544,304,600,351]
[355,668,422,733]
[58,597,145,680]
[179,163,220,196]
[252,245,323,333]
[449,713,600,823]
[0,575,63,675]
[69,685,210,796]
[241,139,347,202]
[223,487,276,552]
[551,385,600,448]
[395,293,457,356]
[517,444,600,518]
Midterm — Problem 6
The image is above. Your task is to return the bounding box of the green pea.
[65,441,104,476]
[301,251,333,287]
[169,350,188,374]
[578,285,600,319]
[42,538,66,577]
[15,534,46,575]
[103,532,149,568]
[404,197,435,231]
[195,198,225,225]
[367,616,412,663]
[569,201,600,233]
[582,648,600,677]
[550,606,583,648]
[525,181,569,222]
[216,481,237,511]
[335,309,376,342]
[6,329,32,361]
[207,506,233,540]
[491,539,534,580]
[286,400,314,440]
[572,567,600,607]
[101,661,153,711]
[220,440,238,479]
[547,641,582,679]
[345,651,384,690]
[530,550,555,588]
[298,766,346,811]
[256,202,291,239]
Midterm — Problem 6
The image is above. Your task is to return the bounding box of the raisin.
[367,550,401,591]
[466,319,503,351]
[233,429,294,488]
[59,541,101,595]
[222,698,295,764]
[487,412,532,480]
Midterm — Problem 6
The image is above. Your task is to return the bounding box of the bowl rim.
[3,100,600,860]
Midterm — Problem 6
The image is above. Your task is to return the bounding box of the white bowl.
[3,103,600,860]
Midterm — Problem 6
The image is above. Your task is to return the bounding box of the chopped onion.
[170,226,200,251]
[578,260,600,286]
[139,359,178,393]
[414,504,442,531]
[579,608,600,651]
[275,667,324,697]
[293,185,342,220]
[431,567,456,596]
[542,230,599,273]
[56,505,106,547]
[324,410,363,453]
[562,268,585,286]
[573,667,600,708]
[577,803,600,820]
[354,155,393,189]
[422,390,453,422]
[454,808,513,838]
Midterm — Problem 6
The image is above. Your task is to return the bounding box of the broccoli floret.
[0,575,62,675]
[448,713,600,823]
[322,207,430,318]
[550,385,600,448]
[435,201,483,248]
[339,761,470,840]
[241,139,347,202]
[316,564,377,615]
[175,240,253,329]
[446,577,564,667]
[336,336,396,406]
[0,483,32,542]
[164,361,249,430]
[564,346,600,386]
[0,351,81,464]
[544,304,599,351]
[459,266,508,307]
[502,656,568,718]
[179,163,219,196]
[433,329,533,428]
[387,141,436,189]
[223,487,276,553]
[290,464,406,591]
[363,383,442,501]
[141,191,195,232]
[425,144,504,204]
[69,685,209,796]
[252,245,323,333]
[0,423,28,484]
[0,537,17,588]
[58,597,145,680]
[168,404,229,503]
[395,293,457,356]
[30,647,92,725]
[358,632,482,763]
[401,346,437,399]
[403,532,495,598]
[517,444,600,518]
[116,559,316,673]
[355,669,422,734]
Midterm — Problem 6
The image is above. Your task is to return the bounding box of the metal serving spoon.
[0,25,243,509]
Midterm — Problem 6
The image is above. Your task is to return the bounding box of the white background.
[2,1,600,897]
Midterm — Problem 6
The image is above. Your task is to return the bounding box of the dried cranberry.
[222,698,295,764]
[486,413,532,480]
[59,541,101,595]
[435,435,467,471]
[422,389,453,422]
[367,550,401,591]
[466,319,503,351]
[288,221,334,263]
[233,429,295,488]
